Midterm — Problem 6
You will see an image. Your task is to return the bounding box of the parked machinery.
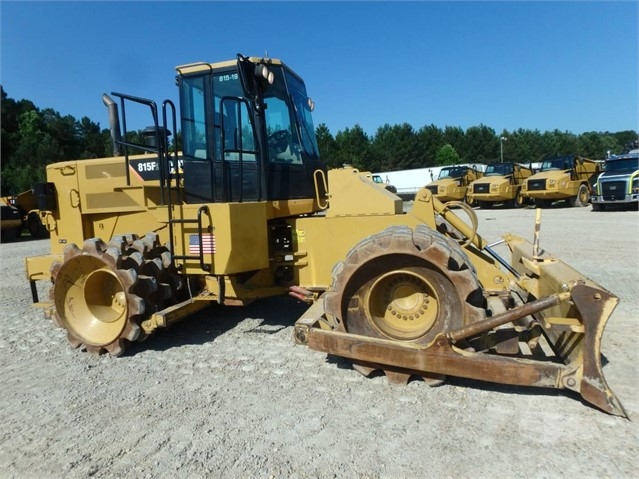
[424,165,484,205]
[372,174,397,193]
[521,155,602,207]
[467,162,533,208]
[2,189,51,238]
[24,55,626,417]
[0,198,22,242]
[591,152,639,211]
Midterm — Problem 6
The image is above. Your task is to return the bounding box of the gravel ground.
[0,205,637,479]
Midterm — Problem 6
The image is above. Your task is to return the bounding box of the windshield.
[485,163,513,176]
[605,157,639,172]
[541,156,572,171]
[438,167,466,179]
[284,69,319,159]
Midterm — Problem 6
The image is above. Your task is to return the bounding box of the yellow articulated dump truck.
[467,162,533,208]
[424,165,484,205]
[25,55,626,417]
[521,155,602,207]
[3,189,52,238]
[1,198,23,241]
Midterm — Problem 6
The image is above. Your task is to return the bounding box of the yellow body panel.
[325,168,402,217]
[174,202,269,275]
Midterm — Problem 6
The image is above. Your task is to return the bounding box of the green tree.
[435,144,461,166]
[442,126,465,158]
[465,124,498,163]
[315,123,339,168]
[334,124,371,171]
[370,123,419,172]
[78,116,107,158]
[415,124,443,168]
[1,86,36,169]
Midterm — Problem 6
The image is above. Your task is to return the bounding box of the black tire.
[570,184,590,207]
[1,227,19,242]
[464,194,477,208]
[28,213,49,238]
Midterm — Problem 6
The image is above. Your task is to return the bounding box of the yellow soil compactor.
[25,55,626,417]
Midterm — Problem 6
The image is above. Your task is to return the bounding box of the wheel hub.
[367,270,439,340]
[54,255,128,346]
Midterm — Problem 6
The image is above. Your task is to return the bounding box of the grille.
[473,183,490,194]
[426,185,439,195]
[527,179,546,191]
[602,180,627,201]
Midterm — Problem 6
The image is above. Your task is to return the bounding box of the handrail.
[313,169,329,210]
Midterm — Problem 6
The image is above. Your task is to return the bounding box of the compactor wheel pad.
[324,225,485,382]
[49,234,183,355]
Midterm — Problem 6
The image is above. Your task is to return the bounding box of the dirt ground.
[0,205,637,478]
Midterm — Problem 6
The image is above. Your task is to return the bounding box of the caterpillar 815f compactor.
[25,55,626,417]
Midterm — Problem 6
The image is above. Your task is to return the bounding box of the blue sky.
[1,1,637,137]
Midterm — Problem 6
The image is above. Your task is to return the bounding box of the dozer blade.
[294,271,627,418]
[503,234,627,417]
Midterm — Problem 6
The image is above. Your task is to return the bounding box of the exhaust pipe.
[102,94,122,156]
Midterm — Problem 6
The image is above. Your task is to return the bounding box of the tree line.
[1,87,152,194]
[316,123,637,172]
[2,86,636,195]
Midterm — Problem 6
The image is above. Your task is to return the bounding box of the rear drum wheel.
[50,233,183,355]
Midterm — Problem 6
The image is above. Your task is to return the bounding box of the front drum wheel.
[325,225,485,347]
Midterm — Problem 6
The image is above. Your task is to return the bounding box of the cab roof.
[176,57,288,76]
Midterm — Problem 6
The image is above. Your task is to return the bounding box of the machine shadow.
[125,295,310,355]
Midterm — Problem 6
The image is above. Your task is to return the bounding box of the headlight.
[490,184,499,191]
[439,186,446,193]
[633,178,639,193]
[255,64,274,85]
[548,179,557,186]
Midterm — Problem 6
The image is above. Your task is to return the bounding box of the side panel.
[45,161,85,254]
[175,202,269,275]
[292,215,424,290]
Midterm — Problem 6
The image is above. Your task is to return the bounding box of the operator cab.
[176,55,324,204]
[540,156,573,172]
[484,163,514,177]
[438,166,468,180]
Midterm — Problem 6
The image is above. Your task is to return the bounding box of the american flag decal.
[189,234,216,254]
